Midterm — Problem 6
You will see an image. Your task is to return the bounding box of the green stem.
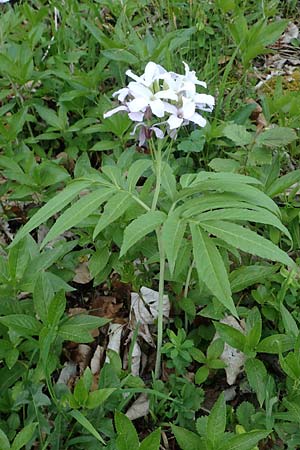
[183,259,194,330]
[151,144,162,211]
[154,228,165,379]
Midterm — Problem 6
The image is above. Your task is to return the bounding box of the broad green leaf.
[223,123,253,146]
[171,425,203,450]
[86,388,116,409]
[266,169,300,198]
[214,322,246,351]
[69,410,105,445]
[47,291,66,326]
[219,430,269,450]
[12,180,91,246]
[0,364,23,391]
[257,127,297,147]
[127,159,152,192]
[102,49,139,64]
[197,207,291,240]
[115,411,139,450]
[282,399,300,422]
[195,366,209,384]
[35,104,64,130]
[42,188,113,248]
[120,211,166,256]
[257,334,295,354]
[245,359,267,407]
[73,378,89,406]
[229,265,277,293]
[11,423,37,450]
[198,181,279,215]
[162,212,187,275]
[59,315,110,343]
[161,161,177,200]
[0,429,10,450]
[33,271,54,323]
[179,193,261,218]
[207,393,226,448]
[201,221,294,267]
[190,171,261,186]
[0,315,41,336]
[93,191,133,239]
[280,303,298,337]
[140,428,161,450]
[190,224,236,316]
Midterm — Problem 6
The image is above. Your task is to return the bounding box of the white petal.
[182,97,196,119]
[126,69,141,83]
[128,111,144,122]
[149,99,165,118]
[195,94,215,109]
[189,112,207,128]
[128,82,152,99]
[152,126,164,139]
[144,62,158,85]
[163,102,177,114]
[103,105,127,118]
[155,89,178,101]
[112,87,129,102]
[167,115,183,130]
[128,97,148,112]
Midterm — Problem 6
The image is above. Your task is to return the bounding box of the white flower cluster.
[104,61,215,145]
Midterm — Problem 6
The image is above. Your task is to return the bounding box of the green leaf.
[161,161,177,200]
[257,334,295,354]
[229,265,277,293]
[33,271,54,323]
[245,359,267,407]
[162,212,187,275]
[47,291,66,326]
[190,224,236,316]
[266,169,300,198]
[102,48,139,64]
[197,207,291,241]
[12,180,91,246]
[74,378,89,406]
[0,315,41,336]
[69,410,105,445]
[42,188,113,248]
[35,104,64,130]
[140,428,161,450]
[120,211,165,256]
[171,425,203,450]
[201,221,294,267]
[280,303,298,337]
[223,123,253,146]
[93,191,134,239]
[195,366,209,384]
[59,315,110,343]
[219,430,269,450]
[207,393,226,448]
[11,423,37,450]
[214,322,246,351]
[257,127,297,147]
[86,388,116,409]
[115,411,139,450]
[0,428,10,450]
[127,159,152,192]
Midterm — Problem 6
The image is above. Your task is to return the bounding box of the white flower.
[126,61,167,87]
[103,61,214,142]
[166,97,207,130]
[127,82,178,118]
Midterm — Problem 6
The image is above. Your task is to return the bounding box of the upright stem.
[151,144,162,211]
[154,228,165,379]
[150,142,165,379]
